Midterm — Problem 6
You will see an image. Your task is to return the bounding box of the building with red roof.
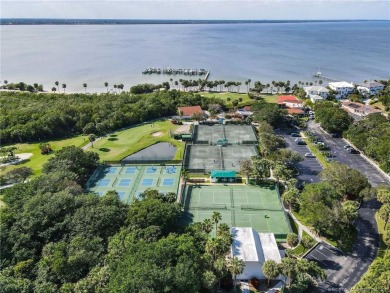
[277,95,303,108]
[178,106,205,119]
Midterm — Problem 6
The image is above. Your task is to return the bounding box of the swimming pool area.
[87,164,181,204]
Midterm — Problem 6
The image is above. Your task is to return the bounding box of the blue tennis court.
[162,178,175,186]
[98,179,110,187]
[146,167,157,174]
[165,166,177,174]
[117,191,125,200]
[118,179,132,187]
[108,167,118,174]
[142,178,154,186]
[125,167,137,174]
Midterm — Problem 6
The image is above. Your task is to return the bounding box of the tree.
[227,257,245,291]
[377,187,390,204]
[379,204,390,229]
[62,84,66,94]
[262,260,280,287]
[286,233,299,247]
[88,134,96,148]
[83,83,87,93]
[384,225,390,247]
[3,167,33,184]
[55,81,59,93]
[282,188,300,211]
[240,159,253,184]
[320,162,370,200]
[211,211,222,234]
[104,82,108,93]
[42,146,99,185]
[51,87,56,93]
[202,218,213,234]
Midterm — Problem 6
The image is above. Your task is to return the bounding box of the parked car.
[350,149,360,154]
[297,141,307,145]
[294,138,302,142]
[291,133,300,137]
[343,145,352,150]
[305,153,315,158]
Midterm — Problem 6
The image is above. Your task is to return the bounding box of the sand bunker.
[152,131,163,137]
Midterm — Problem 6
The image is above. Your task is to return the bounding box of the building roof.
[304,86,329,92]
[329,81,354,88]
[178,106,203,117]
[277,95,302,104]
[287,108,305,115]
[310,95,325,101]
[210,170,236,178]
[359,81,384,88]
[341,101,382,115]
[231,227,281,263]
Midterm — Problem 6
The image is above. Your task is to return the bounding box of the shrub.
[301,235,316,249]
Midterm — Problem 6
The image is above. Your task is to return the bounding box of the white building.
[231,227,282,281]
[357,81,385,96]
[304,86,329,100]
[310,95,325,103]
[328,81,354,99]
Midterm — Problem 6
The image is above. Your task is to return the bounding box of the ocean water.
[1,21,389,93]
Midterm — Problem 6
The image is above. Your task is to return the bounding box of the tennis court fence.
[187,204,227,210]
[240,204,281,211]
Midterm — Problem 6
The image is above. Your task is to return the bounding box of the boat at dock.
[142,67,208,76]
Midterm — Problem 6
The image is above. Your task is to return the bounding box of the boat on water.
[313,67,322,78]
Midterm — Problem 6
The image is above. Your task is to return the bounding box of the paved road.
[304,121,389,292]
[279,131,323,184]
[308,122,389,187]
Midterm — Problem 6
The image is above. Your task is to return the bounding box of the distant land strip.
[0,18,387,25]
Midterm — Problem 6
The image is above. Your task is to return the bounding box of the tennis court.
[194,125,257,145]
[87,164,181,204]
[180,184,291,242]
[184,145,258,172]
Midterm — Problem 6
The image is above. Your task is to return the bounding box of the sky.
[1,0,389,20]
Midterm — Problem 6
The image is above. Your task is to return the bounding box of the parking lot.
[308,122,390,187]
[280,132,323,183]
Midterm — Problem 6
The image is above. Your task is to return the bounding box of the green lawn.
[375,212,387,252]
[0,136,88,178]
[200,92,279,108]
[90,120,184,161]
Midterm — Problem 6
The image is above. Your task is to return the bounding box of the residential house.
[341,101,382,118]
[357,81,385,96]
[231,227,283,281]
[328,81,354,99]
[277,95,305,115]
[303,86,329,103]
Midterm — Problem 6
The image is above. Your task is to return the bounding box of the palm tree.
[51,87,56,93]
[55,81,59,93]
[202,218,213,234]
[319,80,323,85]
[262,260,280,287]
[83,83,87,93]
[211,211,222,233]
[248,79,251,90]
[245,80,249,93]
[205,237,219,260]
[104,82,108,93]
[174,80,178,89]
[62,83,66,93]
[228,256,245,292]
[113,84,117,93]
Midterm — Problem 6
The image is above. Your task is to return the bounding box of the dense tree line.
[345,114,390,173]
[314,101,353,134]
[0,90,224,144]
[283,162,371,251]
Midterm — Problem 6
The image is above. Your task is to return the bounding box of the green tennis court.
[180,184,291,242]
[87,164,181,204]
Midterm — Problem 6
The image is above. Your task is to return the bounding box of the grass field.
[0,136,88,177]
[90,120,184,161]
[375,212,387,251]
[200,92,279,107]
